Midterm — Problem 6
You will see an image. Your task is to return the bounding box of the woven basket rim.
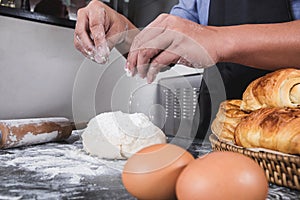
[208,134,300,162]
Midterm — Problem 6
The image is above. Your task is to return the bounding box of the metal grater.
[158,73,202,138]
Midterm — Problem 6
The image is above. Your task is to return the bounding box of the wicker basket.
[209,134,300,190]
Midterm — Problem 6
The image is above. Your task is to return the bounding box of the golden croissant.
[211,100,249,142]
[235,107,300,155]
[241,68,300,111]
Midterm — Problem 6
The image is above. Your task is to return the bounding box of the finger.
[146,64,161,84]
[74,9,95,56]
[127,28,154,69]
[88,7,110,64]
[147,51,180,83]
[177,57,194,67]
[88,7,106,47]
[74,33,93,55]
[128,31,172,77]
[136,48,161,78]
[126,50,138,77]
[136,63,149,79]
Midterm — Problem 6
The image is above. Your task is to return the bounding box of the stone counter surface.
[0,131,299,200]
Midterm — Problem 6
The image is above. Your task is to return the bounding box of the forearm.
[218,20,300,70]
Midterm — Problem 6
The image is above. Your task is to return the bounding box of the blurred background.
[0,0,178,25]
[0,0,201,138]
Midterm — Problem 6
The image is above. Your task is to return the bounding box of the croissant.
[241,68,300,111]
[211,100,249,142]
[235,107,300,155]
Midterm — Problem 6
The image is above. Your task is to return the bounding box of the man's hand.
[74,0,136,64]
[126,14,223,83]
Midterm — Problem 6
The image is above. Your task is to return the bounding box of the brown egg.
[176,151,269,200]
[122,143,194,200]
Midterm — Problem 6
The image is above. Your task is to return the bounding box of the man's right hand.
[74,0,136,64]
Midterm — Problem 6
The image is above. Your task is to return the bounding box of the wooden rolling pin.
[0,117,74,149]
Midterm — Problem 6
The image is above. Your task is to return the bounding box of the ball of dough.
[81,111,166,159]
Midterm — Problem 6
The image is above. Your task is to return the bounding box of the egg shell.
[176,151,269,200]
[122,143,194,200]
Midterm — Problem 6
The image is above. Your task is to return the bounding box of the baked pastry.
[241,68,300,111]
[235,107,300,155]
[211,100,249,142]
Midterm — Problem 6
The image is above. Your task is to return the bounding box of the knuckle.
[90,0,101,6]
[74,29,82,36]
[172,41,180,49]
[137,64,144,70]
[171,56,179,63]
[131,48,140,56]
[74,41,81,50]
[148,65,160,75]
[77,8,85,16]
[139,50,148,58]
[98,7,106,14]
[88,0,96,7]
[133,35,142,46]
[151,57,160,65]
[152,55,168,65]
[127,52,137,64]
[89,20,99,29]
[150,63,160,70]
[163,15,178,28]
[93,32,104,42]
[157,13,169,20]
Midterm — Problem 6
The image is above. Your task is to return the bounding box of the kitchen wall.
[0,15,83,120]
[0,0,200,125]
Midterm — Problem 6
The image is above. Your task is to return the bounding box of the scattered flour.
[3,131,126,186]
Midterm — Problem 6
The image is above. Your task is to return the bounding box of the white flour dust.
[2,131,126,185]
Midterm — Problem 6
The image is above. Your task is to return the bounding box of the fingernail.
[132,68,137,77]
[147,75,153,83]
[84,49,93,56]
[94,42,110,64]
[125,61,129,69]
[94,54,108,64]
[94,52,109,64]
[97,42,110,55]
[89,56,95,61]
[125,67,132,77]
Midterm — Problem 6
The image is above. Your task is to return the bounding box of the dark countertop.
[0,131,299,200]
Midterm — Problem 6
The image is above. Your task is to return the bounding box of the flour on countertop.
[2,130,126,186]
[0,130,296,199]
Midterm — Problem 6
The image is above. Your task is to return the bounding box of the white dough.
[81,111,166,159]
